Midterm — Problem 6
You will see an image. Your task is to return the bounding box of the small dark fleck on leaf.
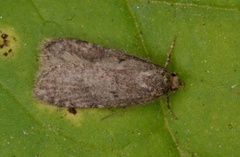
[3,39,9,46]
[1,33,8,39]
[3,52,8,56]
[68,108,77,115]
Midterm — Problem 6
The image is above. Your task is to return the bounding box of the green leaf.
[0,0,239,156]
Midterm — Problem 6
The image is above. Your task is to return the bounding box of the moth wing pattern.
[39,38,160,72]
[34,38,171,108]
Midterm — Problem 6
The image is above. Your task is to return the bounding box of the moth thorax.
[170,72,180,91]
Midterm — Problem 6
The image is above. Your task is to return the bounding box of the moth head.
[170,72,185,92]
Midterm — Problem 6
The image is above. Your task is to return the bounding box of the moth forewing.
[34,38,183,112]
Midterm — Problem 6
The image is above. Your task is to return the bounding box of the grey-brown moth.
[33,38,183,111]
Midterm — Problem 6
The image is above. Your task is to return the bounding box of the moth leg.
[165,94,178,120]
[165,94,170,110]
[101,107,128,120]
[164,36,177,68]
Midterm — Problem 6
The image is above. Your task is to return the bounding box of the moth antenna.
[165,36,177,68]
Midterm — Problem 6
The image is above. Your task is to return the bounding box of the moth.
[33,37,183,111]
